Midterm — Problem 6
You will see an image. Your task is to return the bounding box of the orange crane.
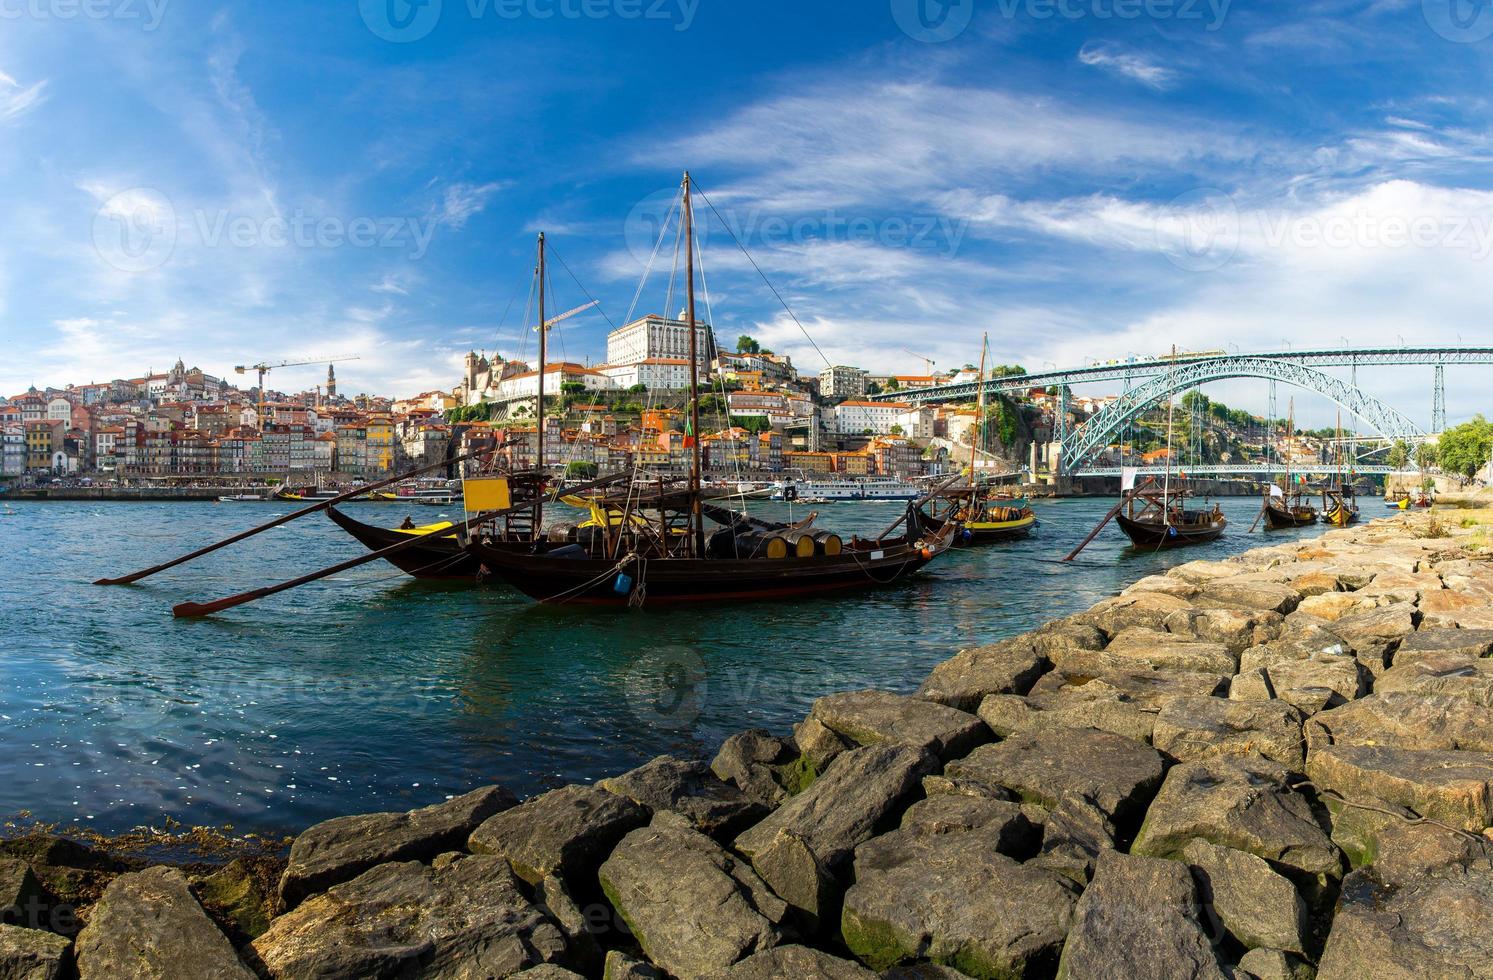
[235,356,360,423]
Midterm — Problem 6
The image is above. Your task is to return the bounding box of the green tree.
[1436,416,1493,479]
[565,460,598,479]
[1385,439,1411,470]
[736,335,760,354]
[1416,441,1439,471]
[885,378,900,391]
[889,423,904,436]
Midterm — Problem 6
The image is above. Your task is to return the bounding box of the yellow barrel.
[762,535,789,559]
[782,530,817,558]
[815,531,843,556]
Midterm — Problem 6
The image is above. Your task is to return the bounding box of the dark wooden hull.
[1263,503,1317,529]
[1115,511,1226,548]
[921,512,1037,544]
[326,506,482,579]
[465,537,945,606]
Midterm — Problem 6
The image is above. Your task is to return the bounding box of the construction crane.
[537,299,599,331]
[903,349,937,376]
[235,356,360,422]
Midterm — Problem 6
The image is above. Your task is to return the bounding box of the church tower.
[326,364,337,399]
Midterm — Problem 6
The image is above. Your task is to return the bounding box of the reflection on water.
[0,494,1314,833]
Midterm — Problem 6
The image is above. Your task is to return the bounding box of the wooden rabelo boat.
[1261,488,1318,529]
[465,177,955,606]
[1114,485,1227,548]
[1322,482,1360,526]
[325,507,480,579]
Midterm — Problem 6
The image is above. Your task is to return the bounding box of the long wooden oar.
[1248,494,1269,534]
[94,448,499,586]
[1063,477,1154,562]
[172,472,624,618]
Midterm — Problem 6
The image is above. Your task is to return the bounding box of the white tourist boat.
[771,477,922,502]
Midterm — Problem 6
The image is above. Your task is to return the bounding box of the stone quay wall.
[6,510,1493,979]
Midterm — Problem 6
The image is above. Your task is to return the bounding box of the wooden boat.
[1385,494,1410,509]
[1322,485,1359,526]
[465,189,954,607]
[1262,494,1317,529]
[326,506,481,579]
[922,488,1038,544]
[1115,488,1227,548]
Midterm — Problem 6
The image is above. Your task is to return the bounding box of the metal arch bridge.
[1080,464,1405,478]
[866,345,1493,475]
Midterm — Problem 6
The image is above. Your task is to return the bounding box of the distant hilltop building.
[460,352,532,407]
[326,364,337,399]
[819,365,869,400]
[603,313,717,385]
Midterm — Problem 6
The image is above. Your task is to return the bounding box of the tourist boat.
[1260,404,1317,529]
[772,477,921,502]
[466,191,954,607]
[1385,495,1410,509]
[217,493,265,503]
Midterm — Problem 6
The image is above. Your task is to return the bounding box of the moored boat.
[326,506,481,579]
[1114,490,1227,548]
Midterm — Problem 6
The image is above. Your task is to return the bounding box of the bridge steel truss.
[1061,357,1423,474]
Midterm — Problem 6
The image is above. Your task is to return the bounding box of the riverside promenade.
[5,508,1493,978]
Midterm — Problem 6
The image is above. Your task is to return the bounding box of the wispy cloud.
[0,69,46,122]
[438,181,509,229]
[1077,44,1178,90]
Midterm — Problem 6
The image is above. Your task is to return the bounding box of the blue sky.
[3,0,1493,428]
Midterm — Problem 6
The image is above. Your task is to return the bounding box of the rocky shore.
[7,509,1493,979]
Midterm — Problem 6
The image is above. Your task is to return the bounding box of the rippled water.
[0,493,1319,834]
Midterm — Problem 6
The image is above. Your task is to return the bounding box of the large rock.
[1090,629,1237,675]
[1028,667,1229,702]
[1374,651,1493,705]
[0,924,71,980]
[0,859,46,930]
[278,784,517,908]
[598,756,767,840]
[1394,627,1493,663]
[1235,948,1316,980]
[1198,580,1301,615]
[1074,592,1196,638]
[1151,697,1306,769]
[599,816,785,979]
[700,945,876,979]
[197,859,272,942]
[1306,692,1493,753]
[1238,655,1366,715]
[1306,744,1493,832]
[734,743,936,870]
[1166,607,1285,653]
[250,854,566,978]
[1317,865,1493,979]
[747,829,837,931]
[1182,839,1307,954]
[1033,796,1116,884]
[917,636,1051,711]
[793,717,853,775]
[805,690,988,760]
[711,730,796,807]
[468,784,650,885]
[1297,592,1386,622]
[76,867,254,979]
[1131,756,1341,885]
[1056,850,1226,980]
[1326,602,1418,668]
[1418,588,1493,629]
[843,813,1078,977]
[978,688,1157,744]
[943,728,1164,826]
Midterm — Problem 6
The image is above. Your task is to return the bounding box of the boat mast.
[535,231,547,541]
[1285,398,1294,500]
[683,172,705,558]
[970,333,987,487]
[1162,345,1176,527]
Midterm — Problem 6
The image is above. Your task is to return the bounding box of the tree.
[629,384,648,394]
[1385,439,1411,471]
[1416,441,1439,471]
[885,378,901,391]
[889,424,904,436]
[1436,416,1493,479]
[566,460,598,479]
[736,335,761,354]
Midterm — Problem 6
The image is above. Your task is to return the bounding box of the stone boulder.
[197,859,273,942]
[1074,592,1196,638]
[250,854,566,978]
[917,636,1051,712]
[0,859,46,930]
[1151,697,1306,769]
[793,717,854,775]
[747,829,837,932]
[76,867,254,979]
[1166,607,1285,653]
[0,924,71,980]
[1056,850,1226,979]
[1089,629,1237,675]
[734,743,937,871]
[604,950,662,979]
[943,728,1164,826]
[1305,692,1493,753]
[1234,948,1316,980]
[1296,591,1384,622]
[711,730,796,807]
[1033,796,1116,884]
[1394,627,1493,663]
[843,813,1078,976]
[1375,649,1493,704]
[1131,757,1341,886]
[1236,655,1366,715]
[278,784,517,909]
[1306,744,1493,832]
[700,945,876,979]
[1317,865,1493,979]
[1418,588,1493,629]
[1181,840,1307,954]
[895,794,1044,856]
[1029,667,1229,702]
[598,756,767,840]
[598,816,786,979]
[805,690,989,761]
[1169,560,1244,584]
[1198,580,1301,615]
[977,687,1157,744]
[468,784,650,885]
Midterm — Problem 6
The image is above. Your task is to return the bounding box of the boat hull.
[326,507,482,579]
[1115,511,1226,548]
[466,538,944,605]
[1262,504,1317,529]
[1324,505,1359,527]
[922,511,1037,544]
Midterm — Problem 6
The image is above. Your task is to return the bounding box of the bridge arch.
[1063,356,1423,473]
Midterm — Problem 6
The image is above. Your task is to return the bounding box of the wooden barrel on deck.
[782,530,819,558]
[812,530,843,556]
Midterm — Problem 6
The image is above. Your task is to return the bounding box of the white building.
[605,314,716,377]
[1,423,24,476]
[834,400,913,437]
[819,365,868,400]
[600,358,693,391]
[495,363,614,405]
[894,406,936,440]
[46,397,73,422]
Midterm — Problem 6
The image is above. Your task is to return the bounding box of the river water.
[0,494,1320,835]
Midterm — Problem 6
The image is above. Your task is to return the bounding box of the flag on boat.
[1120,467,1138,491]
[1270,485,1284,498]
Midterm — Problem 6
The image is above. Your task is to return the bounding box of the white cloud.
[1078,45,1178,90]
[438,181,508,229]
[0,69,46,122]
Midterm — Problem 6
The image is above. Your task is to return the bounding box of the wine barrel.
[782,530,818,558]
[736,533,790,559]
[812,530,843,556]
